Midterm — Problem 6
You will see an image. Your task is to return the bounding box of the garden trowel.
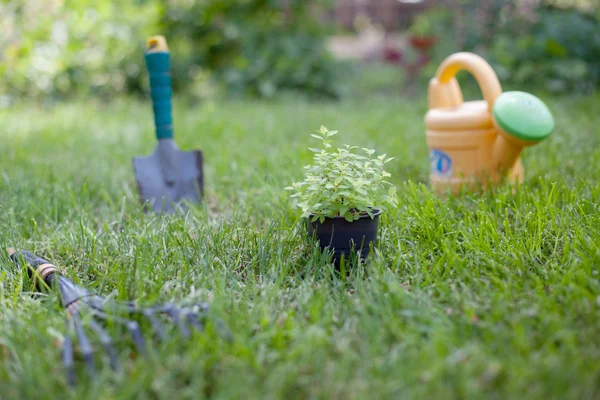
[133,35,203,213]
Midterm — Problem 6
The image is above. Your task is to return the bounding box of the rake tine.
[72,312,96,377]
[165,306,190,339]
[91,309,147,356]
[116,300,141,314]
[88,319,119,371]
[195,302,210,313]
[142,309,166,340]
[185,311,205,332]
[64,318,76,387]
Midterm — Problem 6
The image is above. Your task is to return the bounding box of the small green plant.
[285,126,398,223]
[408,8,452,37]
[409,14,434,37]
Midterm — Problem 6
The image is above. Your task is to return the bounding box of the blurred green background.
[1,0,598,104]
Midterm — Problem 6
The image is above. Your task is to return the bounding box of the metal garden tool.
[7,248,217,386]
[133,35,204,213]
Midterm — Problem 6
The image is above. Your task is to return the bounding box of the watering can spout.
[491,90,555,173]
[424,52,554,194]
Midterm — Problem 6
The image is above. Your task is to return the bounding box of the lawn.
[1,88,599,399]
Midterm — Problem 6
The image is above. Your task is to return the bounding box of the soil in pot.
[307,209,381,266]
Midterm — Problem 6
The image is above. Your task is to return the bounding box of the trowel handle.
[145,36,173,140]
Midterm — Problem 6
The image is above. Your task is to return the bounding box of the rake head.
[7,248,223,386]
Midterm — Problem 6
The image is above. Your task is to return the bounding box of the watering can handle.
[431,52,502,112]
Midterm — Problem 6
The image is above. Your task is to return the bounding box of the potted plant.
[407,8,452,52]
[408,13,438,51]
[285,126,398,265]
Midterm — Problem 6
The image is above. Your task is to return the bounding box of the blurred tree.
[159,0,347,99]
[0,0,160,104]
[418,0,600,93]
[0,0,346,102]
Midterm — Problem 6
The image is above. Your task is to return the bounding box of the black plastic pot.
[307,209,382,266]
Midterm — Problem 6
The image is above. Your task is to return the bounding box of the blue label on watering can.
[430,149,452,177]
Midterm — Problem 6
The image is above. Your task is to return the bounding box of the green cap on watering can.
[491,91,555,172]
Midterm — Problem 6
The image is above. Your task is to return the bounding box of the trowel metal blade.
[133,147,203,213]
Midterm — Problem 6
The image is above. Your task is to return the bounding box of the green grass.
[1,91,600,399]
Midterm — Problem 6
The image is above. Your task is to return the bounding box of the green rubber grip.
[145,50,173,140]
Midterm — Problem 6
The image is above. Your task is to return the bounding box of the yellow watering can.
[425,52,555,194]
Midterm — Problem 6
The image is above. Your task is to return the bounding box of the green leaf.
[288,126,398,219]
[310,134,324,140]
[545,39,567,57]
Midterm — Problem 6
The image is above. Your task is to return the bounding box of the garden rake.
[7,248,217,386]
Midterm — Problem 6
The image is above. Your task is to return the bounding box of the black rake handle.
[8,247,60,286]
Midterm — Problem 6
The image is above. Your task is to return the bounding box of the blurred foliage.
[415,1,600,94]
[408,8,453,38]
[0,1,159,104]
[0,0,346,102]
[488,8,600,93]
[2,0,597,102]
[159,0,347,99]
